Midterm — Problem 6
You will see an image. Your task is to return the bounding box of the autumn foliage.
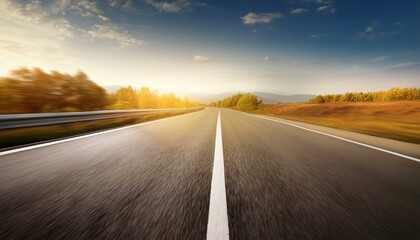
[208,93,262,110]
[108,86,199,109]
[0,67,107,113]
[0,67,199,114]
[308,87,420,104]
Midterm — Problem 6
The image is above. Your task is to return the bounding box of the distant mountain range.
[103,86,315,104]
[185,92,315,104]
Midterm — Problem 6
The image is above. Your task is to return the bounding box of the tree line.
[0,67,199,114]
[108,86,199,109]
[208,93,262,111]
[308,87,420,104]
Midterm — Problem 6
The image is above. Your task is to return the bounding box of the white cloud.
[317,5,329,11]
[86,24,145,47]
[108,0,137,11]
[53,0,72,14]
[54,0,110,21]
[264,56,274,62]
[109,0,120,7]
[309,34,326,38]
[145,0,199,13]
[191,55,209,63]
[241,12,283,24]
[122,0,136,11]
[77,0,102,15]
[358,24,398,40]
[307,0,336,13]
[389,62,420,69]
[0,1,83,71]
[98,15,110,21]
[316,0,332,4]
[365,26,374,33]
[0,0,74,39]
[371,56,389,62]
[359,25,375,38]
[290,8,309,14]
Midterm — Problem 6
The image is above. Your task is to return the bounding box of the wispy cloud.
[264,56,274,62]
[359,23,398,39]
[317,6,328,11]
[86,24,145,47]
[290,8,309,14]
[0,0,146,51]
[0,0,74,39]
[191,55,209,63]
[309,33,326,38]
[108,0,137,11]
[108,0,121,8]
[241,12,283,24]
[145,0,204,13]
[371,56,389,62]
[77,0,102,15]
[290,60,329,68]
[0,1,84,69]
[67,0,109,21]
[315,0,333,4]
[53,0,72,14]
[122,0,136,11]
[316,5,336,13]
[359,24,375,39]
[256,56,275,62]
[389,62,420,69]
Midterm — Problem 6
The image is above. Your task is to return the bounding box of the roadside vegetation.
[0,67,200,114]
[210,88,419,144]
[0,67,203,149]
[307,87,420,103]
[257,102,420,144]
[0,109,201,149]
[208,93,262,110]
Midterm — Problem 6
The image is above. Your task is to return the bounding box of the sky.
[0,0,419,95]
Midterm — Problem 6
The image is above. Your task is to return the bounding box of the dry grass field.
[258,101,420,144]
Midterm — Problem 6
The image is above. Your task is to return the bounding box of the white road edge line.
[0,111,200,157]
[253,114,420,163]
[207,110,229,240]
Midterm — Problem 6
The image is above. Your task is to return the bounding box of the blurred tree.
[0,78,24,113]
[159,93,179,108]
[112,86,138,109]
[307,87,420,103]
[236,93,261,111]
[0,67,107,113]
[138,87,159,109]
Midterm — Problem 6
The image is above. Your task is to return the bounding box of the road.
[0,108,419,239]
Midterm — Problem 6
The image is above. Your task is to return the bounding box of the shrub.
[236,93,260,111]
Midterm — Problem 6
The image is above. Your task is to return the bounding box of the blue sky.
[0,0,419,94]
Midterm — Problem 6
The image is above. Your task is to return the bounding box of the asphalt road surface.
[0,108,419,240]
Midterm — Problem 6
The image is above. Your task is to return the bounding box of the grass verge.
[0,108,202,149]
[254,101,420,144]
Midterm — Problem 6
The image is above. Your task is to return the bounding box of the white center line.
[207,110,229,240]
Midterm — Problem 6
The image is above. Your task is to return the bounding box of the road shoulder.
[244,111,420,159]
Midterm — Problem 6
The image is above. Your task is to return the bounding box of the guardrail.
[0,107,203,130]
